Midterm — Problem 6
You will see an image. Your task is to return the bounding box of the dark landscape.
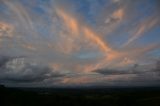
[1,85,160,106]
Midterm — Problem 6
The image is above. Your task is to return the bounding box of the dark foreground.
[1,86,160,106]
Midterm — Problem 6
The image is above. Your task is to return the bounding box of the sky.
[0,0,160,87]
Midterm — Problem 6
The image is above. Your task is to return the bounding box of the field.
[1,86,160,106]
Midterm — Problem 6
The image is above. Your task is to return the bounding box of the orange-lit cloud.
[61,74,136,85]
[55,8,123,71]
[47,43,55,49]
[0,22,14,38]
[55,8,116,56]
[56,9,79,36]
[22,44,36,51]
[112,43,160,68]
[49,63,62,71]
[123,17,159,47]
[93,42,160,70]
[83,27,113,53]
[56,37,80,54]
[51,8,81,55]
[105,8,124,25]
[61,76,96,85]
[2,0,41,41]
[112,8,124,21]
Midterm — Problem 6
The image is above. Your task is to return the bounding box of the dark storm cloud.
[91,61,160,86]
[1,65,64,83]
[95,68,133,75]
[94,64,140,75]
[94,68,144,76]
[0,55,25,67]
[154,60,160,75]
[0,56,64,83]
[0,55,12,67]
[94,62,160,76]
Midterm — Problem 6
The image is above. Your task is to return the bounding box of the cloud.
[0,0,159,87]
[0,22,14,39]
[112,0,121,3]
[0,56,64,84]
[83,27,113,53]
[95,68,134,75]
[2,0,34,32]
[94,60,160,79]
[56,8,79,36]
[0,55,13,67]
[52,6,159,73]
[54,7,116,56]
[105,8,124,24]
[153,60,160,75]
[123,16,160,47]
[22,44,37,51]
